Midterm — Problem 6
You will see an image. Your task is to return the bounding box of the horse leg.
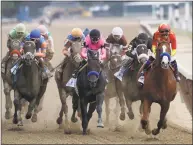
[36,94,45,113]
[31,95,43,123]
[80,99,88,135]
[58,89,71,134]
[139,101,143,116]
[96,92,104,128]
[71,92,79,123]
[12,90,20,124]
[86,102,97,134]
[17,97,23,126]
[21,99,28,115]
[114,97,120,126]
[152,101,170,135]
[115,81,126,121]
[125,98,134,120]
[26,97,36,119]
[104,96,110,126]
[56,87,65,125]
[141,98,152,135]
[3,81,12,119]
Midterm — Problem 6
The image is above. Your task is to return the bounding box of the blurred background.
[1,1,192,32]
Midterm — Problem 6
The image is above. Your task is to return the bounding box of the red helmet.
[158,23,170,33]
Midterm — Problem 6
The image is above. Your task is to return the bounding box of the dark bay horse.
[1,40,22,119]
[76,49,107,135]
[55,41,83,133]
[13,41,48,126]
[104,44,124,125]
[139,42,177,135]
[120,44,149,120]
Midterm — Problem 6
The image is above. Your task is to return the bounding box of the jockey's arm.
[100,46,107,60]
[151,34,157,55]
[45,36,55,61]
[170,33,177,56]
[35,42,47,58]
[62,39,72,57]
[80,47,87,59]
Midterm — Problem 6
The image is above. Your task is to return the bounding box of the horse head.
[156,42,171,69]
[87,49,101,88]
[70,41,83,66]
[108,44,122,70]
[9,40,22,61]
[135,44,149,64]
[22,41,36,66]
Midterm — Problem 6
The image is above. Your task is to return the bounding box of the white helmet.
[111,27,123,37]
[37,25,48,35]
[15,23,26,35]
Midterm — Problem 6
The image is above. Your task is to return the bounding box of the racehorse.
[120,44,149,120]
[55,41,83,133]
[76,49,106,135]
[139,42,177,135]
[1,40,23,119]
[104,44,124,125]
[12,41,48,126]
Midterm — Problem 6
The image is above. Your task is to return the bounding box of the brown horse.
[139,42,177,135]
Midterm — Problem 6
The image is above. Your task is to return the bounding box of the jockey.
[106,27,128,55]
[1,23,29,74]
[138,23,180,85]
[56,28,86,77]
[25,29,52,79]
[37,25,55,70]
[72,29,107,78]
[114,33,150,81]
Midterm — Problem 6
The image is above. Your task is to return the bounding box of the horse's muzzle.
[24,52,35,65]
[11,53,19,60]
[161,56,170,69]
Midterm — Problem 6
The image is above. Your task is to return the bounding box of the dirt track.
[1,18,192,144]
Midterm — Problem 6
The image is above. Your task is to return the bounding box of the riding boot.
[171,60,181,82]
[39,58,53,79]
[72,59,87,78]
[114,65,127,81]
[1,52,10,74]
[138,59,152,85]
[114,58,133,81]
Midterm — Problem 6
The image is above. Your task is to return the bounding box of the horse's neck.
[23,63,38,80]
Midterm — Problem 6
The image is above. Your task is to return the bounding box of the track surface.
[1,18,192,144]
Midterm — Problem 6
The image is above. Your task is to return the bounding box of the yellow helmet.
[71,28,82,38]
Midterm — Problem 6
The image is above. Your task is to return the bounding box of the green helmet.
[15,23,26,36]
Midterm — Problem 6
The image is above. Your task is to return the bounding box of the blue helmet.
[30,29,41,39]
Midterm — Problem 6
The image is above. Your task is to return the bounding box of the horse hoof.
[13,117,18,124]
[152,128,159,135]
[56,117,63,124]
[77,112,81,118]
[25,113,32,119]
[119,113,125,121]
[97,123,104,128]
[5,111,11,120]
[71,117,78,123]
[127,112,134,120]
[64,129,71,134]
[17,121,23,126]
[82,130,87,135]
[31,114,37,123]
[162,122,167,129]
[145,128,151,135]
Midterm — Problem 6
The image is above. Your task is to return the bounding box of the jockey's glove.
[171,49,176,56]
